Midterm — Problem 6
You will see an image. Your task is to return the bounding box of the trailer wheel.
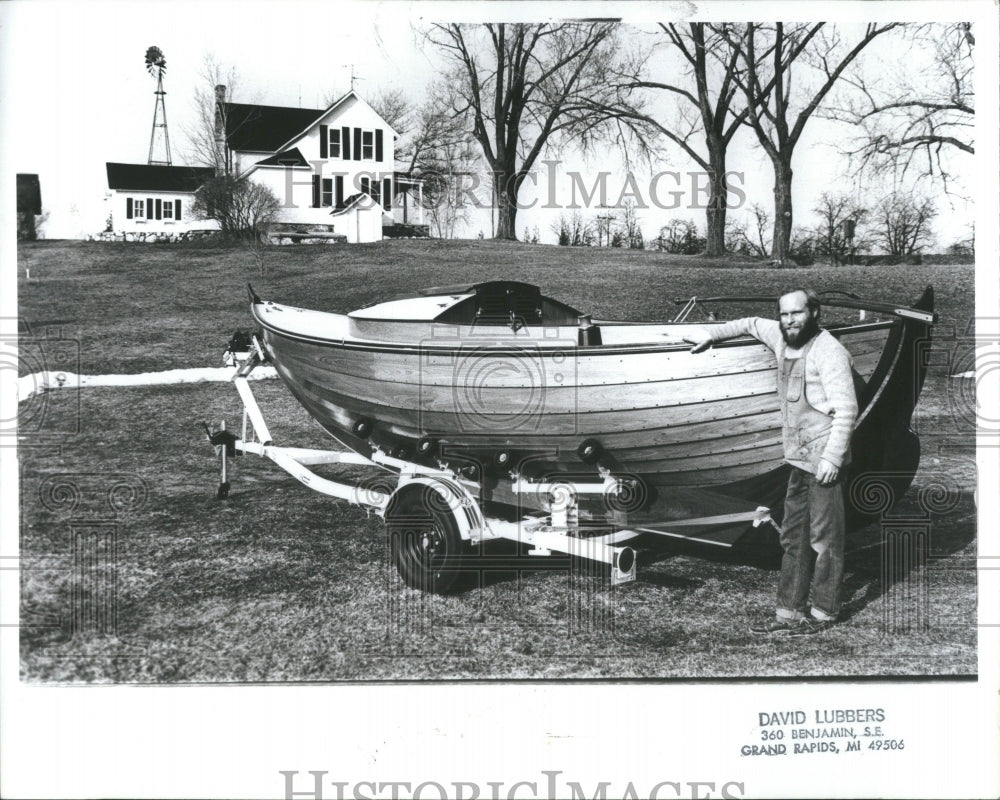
[387,484,468,594]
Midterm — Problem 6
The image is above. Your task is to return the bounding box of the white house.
[104,89,425,242]
[105,163,216,235]
[220,88,425,242]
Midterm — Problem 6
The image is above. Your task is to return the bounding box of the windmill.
[145,46,172,165]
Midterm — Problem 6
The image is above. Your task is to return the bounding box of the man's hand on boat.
[683,330,715,354]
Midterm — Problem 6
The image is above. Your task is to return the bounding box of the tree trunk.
[493,167,520,240]
[770,158,793,263]
[703,142,728,256]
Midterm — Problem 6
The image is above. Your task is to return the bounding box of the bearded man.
[685,289,858,635]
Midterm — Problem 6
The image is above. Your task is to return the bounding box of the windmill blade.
[145,45,166,75]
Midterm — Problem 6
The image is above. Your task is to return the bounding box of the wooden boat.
[250,281,935,532]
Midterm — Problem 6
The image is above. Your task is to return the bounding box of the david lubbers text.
[758,709,886,726]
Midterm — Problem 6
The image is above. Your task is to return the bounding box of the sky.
[0,1,979,246]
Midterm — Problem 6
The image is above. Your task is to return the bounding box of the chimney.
[214,84,227,176]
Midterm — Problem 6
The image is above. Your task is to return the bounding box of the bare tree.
[614,24,752,255]
[552,212,595,246]
[619,199,645,249]
[811,192,867,263]
[831,23,974,190]
[183,55,244,174]
[412,93,486,239]
[652,219,705,254]
[426,23,650,240]
[726,203,771,257]
[728,22,900,262]
[947,223,975,257]
[870,193,937,256]
[191,175,280,241]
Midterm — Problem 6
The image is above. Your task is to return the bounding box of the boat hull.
[254,286,933,531]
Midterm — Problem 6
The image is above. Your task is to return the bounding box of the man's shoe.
[749,618,800,635]
[788,617,835,636]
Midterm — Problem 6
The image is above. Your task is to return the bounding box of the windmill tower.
[145,46,172,165]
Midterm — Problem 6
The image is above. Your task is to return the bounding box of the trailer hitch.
[203,421,239,499]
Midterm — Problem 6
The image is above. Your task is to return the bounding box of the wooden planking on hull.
[268,334,777,386]
[282,371,783,438]
[272,351,780,416]
[635,456,789,488]
[265,324,891,396]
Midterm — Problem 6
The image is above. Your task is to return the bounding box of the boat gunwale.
[252,302,898,356]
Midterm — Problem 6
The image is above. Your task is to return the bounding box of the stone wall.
[88,230,222,243]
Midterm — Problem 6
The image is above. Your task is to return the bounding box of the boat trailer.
[205,338,777,593]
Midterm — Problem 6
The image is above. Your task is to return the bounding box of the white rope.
[17,366,277,403]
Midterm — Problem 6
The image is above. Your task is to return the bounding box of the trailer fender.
[381,475,487,544]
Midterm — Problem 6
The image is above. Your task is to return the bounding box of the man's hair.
[778,288,822,320]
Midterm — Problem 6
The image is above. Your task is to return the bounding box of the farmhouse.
[104,88,425,242]
[221,88,424,242]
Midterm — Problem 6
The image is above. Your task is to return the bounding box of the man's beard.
[781,314,820,348]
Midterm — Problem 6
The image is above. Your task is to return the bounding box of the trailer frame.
[206,345,776,593]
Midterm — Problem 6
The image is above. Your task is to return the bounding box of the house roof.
[106,163,215,192]
[255,148,310,167]
[330,192,376,216]
[225,91,399,158]
[224,103,325,152]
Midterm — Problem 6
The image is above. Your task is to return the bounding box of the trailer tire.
[387,484,468,594]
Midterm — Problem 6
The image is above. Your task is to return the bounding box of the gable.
[255,148,310,167]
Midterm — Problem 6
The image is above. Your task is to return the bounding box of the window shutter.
[126,198,133,219]
[148,198,154,217]
[375,130,383,162]
[312,175,321,208]
[341,126,350,159]
[175,199,182,220]
[353,128,362,161]
[320,124,328,159]
[361,177,369,196]
[382,178,392,210]
[155,199,162,220]
[335,176,344,209]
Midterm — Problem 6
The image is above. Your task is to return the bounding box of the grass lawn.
[15,240,978,681]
